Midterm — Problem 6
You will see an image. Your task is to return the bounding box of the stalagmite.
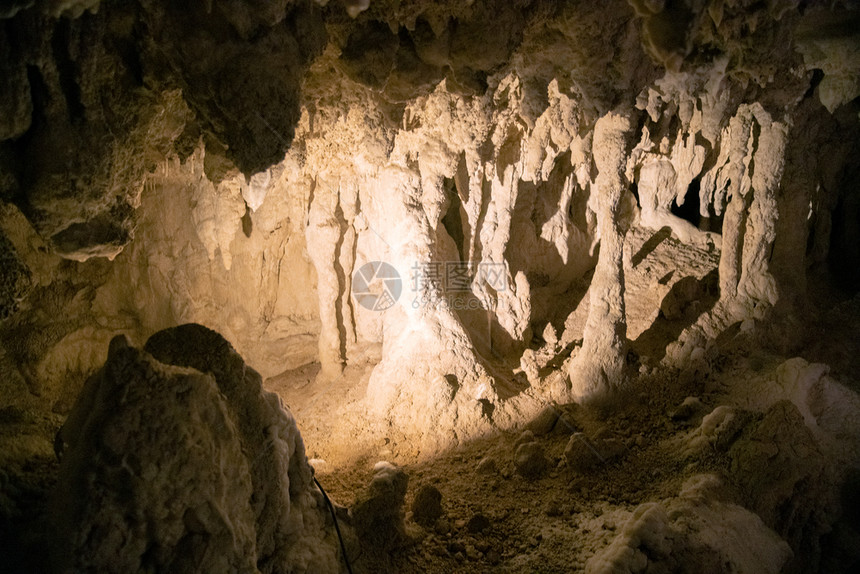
[567,112,634,401]
[50,327,340,573]
[306,179,348,378]
[362,166,498,451]
[734,107,786,307]
[668,104,790,363]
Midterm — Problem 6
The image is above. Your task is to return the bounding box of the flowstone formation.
[285,0,860,447]
[1,0,859,451]
[50,325,341,573]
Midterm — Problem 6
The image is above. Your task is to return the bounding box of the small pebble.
[465,544,481,560]
[514,441,548,479]
[467,513,491,534]
[515,430,536,447]
[476,456,498,474]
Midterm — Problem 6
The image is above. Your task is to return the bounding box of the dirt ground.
[303,375,706,574]
[265,347,777,572]
[266,280,860,574]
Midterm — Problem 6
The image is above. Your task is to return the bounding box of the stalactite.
[2,3,860,572]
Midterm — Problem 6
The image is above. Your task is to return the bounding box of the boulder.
[352,461,410,549]
[51,325,340,573]
[411,484,443,527]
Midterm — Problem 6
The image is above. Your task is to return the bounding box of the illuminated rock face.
[51,326,339,573]
[1,1,859,449]
[566,113,633,401]
[282,1,858,444]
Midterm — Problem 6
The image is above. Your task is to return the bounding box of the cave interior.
[1,0,860,572]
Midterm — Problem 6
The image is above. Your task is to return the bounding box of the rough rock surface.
[1,0,858,454]
[728,400,831,570]
[567,112,635,400]
[0,229,31,321]
[586,475,792,574]
[0,2,859,571]
[0,0,325,261]
[50,326,340,573]
[352,461,410,549]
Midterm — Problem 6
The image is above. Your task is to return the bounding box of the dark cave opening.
[50,18,85,122]
[829,191,860,293]
[671,179,723,233]
[629,181,640,208]
[671,179,702,229]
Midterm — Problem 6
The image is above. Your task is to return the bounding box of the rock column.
[568,112,632,400]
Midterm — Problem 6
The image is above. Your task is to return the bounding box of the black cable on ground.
[314,475,354,574]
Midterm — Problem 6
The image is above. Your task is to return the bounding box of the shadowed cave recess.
[1,0,860,572]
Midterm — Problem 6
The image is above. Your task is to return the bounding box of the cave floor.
[3,283,857,572]
[267,341,809,573]
[312,369,703,574]
[261,277,860,572]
